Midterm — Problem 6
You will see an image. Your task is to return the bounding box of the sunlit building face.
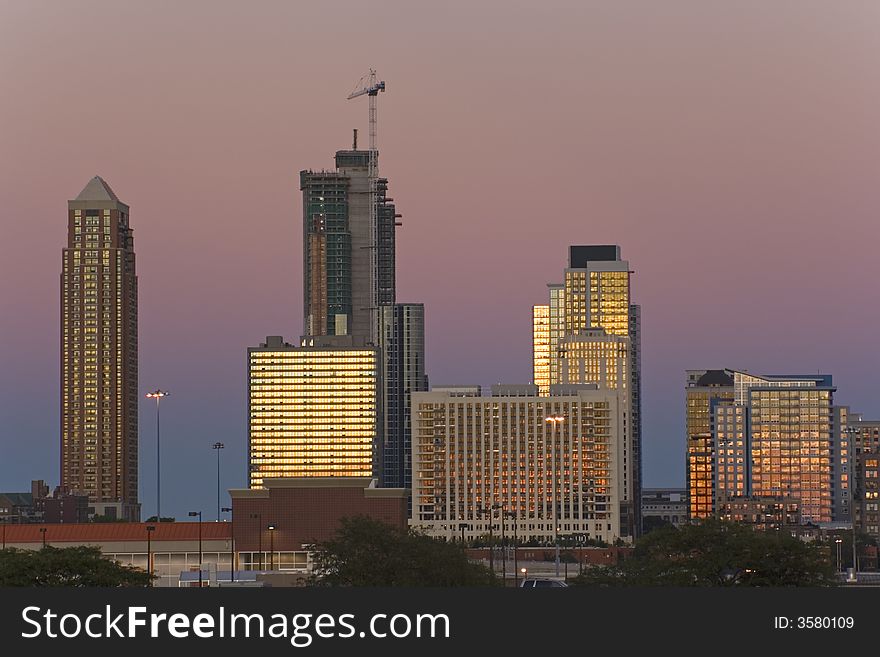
[248,336,378,488]
[410,388,624,544]
[532,305,550,396]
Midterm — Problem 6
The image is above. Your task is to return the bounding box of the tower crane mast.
[347,70,386,342]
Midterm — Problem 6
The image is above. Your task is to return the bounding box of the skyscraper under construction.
[263,124,427,489]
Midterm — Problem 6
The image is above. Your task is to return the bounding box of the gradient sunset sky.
[2,1,879,520]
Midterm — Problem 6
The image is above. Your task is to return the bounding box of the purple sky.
[2,1,879,520]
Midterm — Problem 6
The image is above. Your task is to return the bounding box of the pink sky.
[2,1,879,518]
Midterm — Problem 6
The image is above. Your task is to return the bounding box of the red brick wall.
[232,486,408,551]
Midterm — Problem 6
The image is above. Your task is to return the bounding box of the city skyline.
[3,2,880,520]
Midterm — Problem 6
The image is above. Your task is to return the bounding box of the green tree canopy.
[572,519,836,587]
[0,546,152,587]
[310,516,499,586]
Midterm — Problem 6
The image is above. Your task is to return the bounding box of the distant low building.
[718,496,801,530]
[2,522,230,588]
[37,486,90,524]
[641,488,688,532]
[1,481,90,524]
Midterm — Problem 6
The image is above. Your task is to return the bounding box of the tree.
[642,516,673,535]
[90,514,128,523]
[310,516,499,586]
[0,547,152,587]
[571,519,836,587]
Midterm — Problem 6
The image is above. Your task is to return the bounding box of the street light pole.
[146,525,155,587]
[481,505,495,574]
[268,524,277,571]
[845,426,860,578]
[40,527,47,549]
[212,442,224,521]
[145,390,170,519]
[545,415,564,577]
[500,504,506,583]
[188,511,202,586]
[222,507,234,583]
[508,511,518,587]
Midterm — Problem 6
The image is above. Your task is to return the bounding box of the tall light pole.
[212,442,224,521]
[545,415,565,576]
[222,507,234,583]
[188,511,202,586]
[845,425,860,579]
[146,525,155,587]
[481,505,498,574]
[835,537,843,573]
[267,524,277,571]
[507,511,518,587]
[145,390,170,519]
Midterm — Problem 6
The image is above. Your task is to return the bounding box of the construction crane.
[347,70,386,341]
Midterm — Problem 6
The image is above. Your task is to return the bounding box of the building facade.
[717,496,801,530]
[231,477,408,570]
[532,245,641,537]
[850,418,880,541]
[300,148,397,342]
[1,522,232,588]
[300,139,425,491]
[686,369,837,525]
[410,384,627,544]
[378,303,428,489]
[247,335,379,488]
[61,176,139,521]
[686,369,736,519]
[641,488,688,531]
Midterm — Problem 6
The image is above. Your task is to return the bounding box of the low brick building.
[1,521,231,587]
[230,477,408,570]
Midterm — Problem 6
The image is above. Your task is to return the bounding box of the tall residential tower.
[531,245,641,538]
[61,176,139,521]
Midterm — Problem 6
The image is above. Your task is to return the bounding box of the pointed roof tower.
[74,176,120,202]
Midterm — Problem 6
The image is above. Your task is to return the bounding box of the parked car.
[519,578,569,588]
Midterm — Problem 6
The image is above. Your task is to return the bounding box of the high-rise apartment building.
[410,385,624,544]
[532,245,641,537]
[247,335,378,489]
[378,304,428,489]
[61,176,139,521]
[686,369,837,525]
[845,416,880,540]
[685,369,735,519]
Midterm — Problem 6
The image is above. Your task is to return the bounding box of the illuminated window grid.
[749,388,832,524]
[558,332,628,391]
[248,349,378,488]
[547,285,565,386]
[410,391,624,545]
[61,202,136,507]
[686,387,735,519]
[564,269,629,338]
[532,305,550,396]
[713,403,747,503]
